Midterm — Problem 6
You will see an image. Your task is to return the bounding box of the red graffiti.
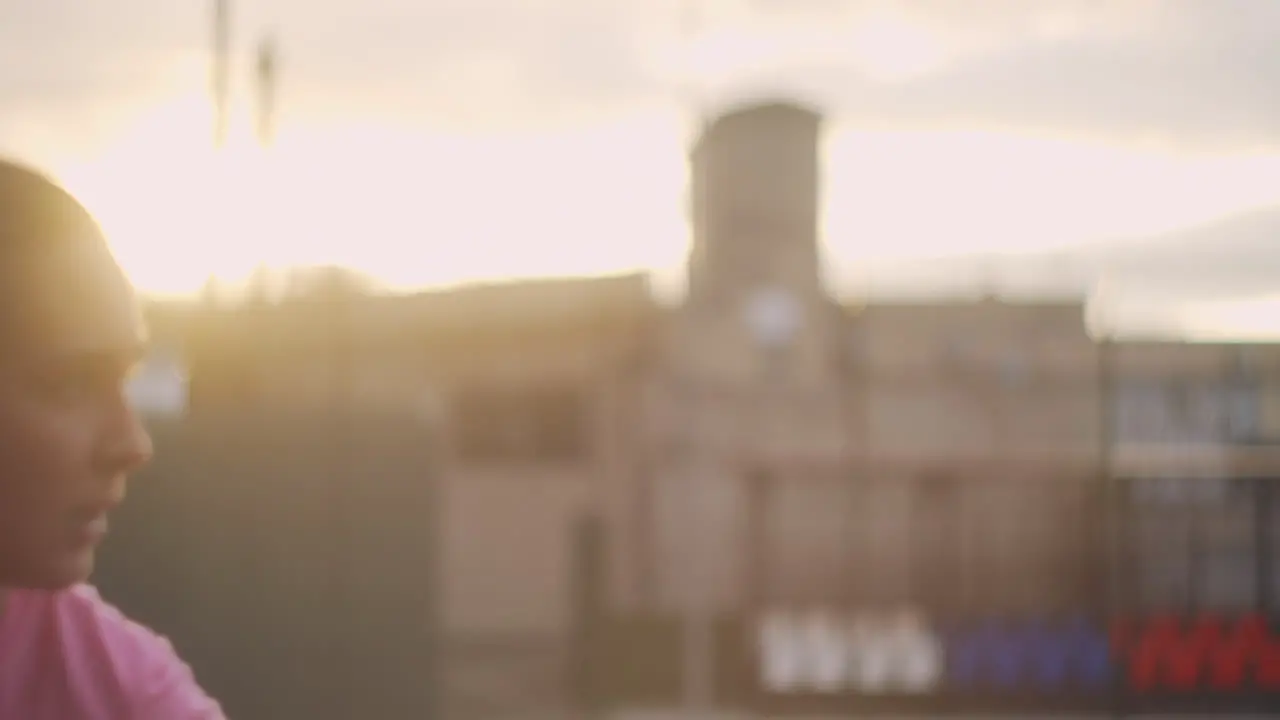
[1115,614,1280,692]
[1258,639,1280,690]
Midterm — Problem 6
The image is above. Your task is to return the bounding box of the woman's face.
[0,236,152,590]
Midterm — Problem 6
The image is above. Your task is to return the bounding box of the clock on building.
[743,286,802,352]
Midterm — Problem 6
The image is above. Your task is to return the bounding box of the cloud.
[857,203,1280,309]
[1076,206,1280,298]
[0,1,201,97]
[243,0,678,127]
[758,0,1280,149]
[5,0,1278,148]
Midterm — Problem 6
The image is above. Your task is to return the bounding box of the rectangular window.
[909,479,964,614]
[1268,485,1280,613]
[1126,481,1192,609]
[451,386,588,461]
[962,480,1092,616]
[758,477,856,605]
[1113,380,1172,443]
[850,480,913,607]
[1114,380,1246,445]
[1195,481,1257,612]
[1258,383,1280,444]
[1122,478,1265,614]
[1183,383,1228,442]
[840,477,1097,616]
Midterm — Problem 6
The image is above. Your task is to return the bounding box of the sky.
[2,0,1280,337]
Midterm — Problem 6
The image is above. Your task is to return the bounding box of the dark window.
[1122,478,1264,614]
[1266,483,1280,613]
[451,386,588,461]
[1113,379,1248,445]
[1125,480,1196,612]
[1197,481,1257,612]
[836,477,1098,616]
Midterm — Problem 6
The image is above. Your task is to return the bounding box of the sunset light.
[17,0,1280,342]
[11,2,1280,716]
[54,98,1280,317]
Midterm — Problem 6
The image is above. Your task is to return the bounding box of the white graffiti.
[758,608,944,694]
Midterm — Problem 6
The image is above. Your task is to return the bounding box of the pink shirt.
[0,585,223,719]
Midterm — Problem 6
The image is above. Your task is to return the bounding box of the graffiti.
[1114,615,1280,692]
[757,609,943,694]
[946,618,1111,692]
[756,610,1280,698]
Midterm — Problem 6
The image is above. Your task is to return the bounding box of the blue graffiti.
[945,617,1111,692]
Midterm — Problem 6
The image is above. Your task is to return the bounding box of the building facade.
[169,99,1280,716]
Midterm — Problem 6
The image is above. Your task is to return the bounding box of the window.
[1122,478,1264,614]
[909,479,963,613]
[1224,381,1260,442]
[1126,482,1195,612]
[451,386,588,461]
[1113,380,1243,444]
[840,477,1098,616]
[1269,485,1280,613]
[1255,382,1280,444]
[850,481,914,607]
[758,476,855,605]
[1113,380,1169,443]
[961,481,1091,615]
[1183,384,1228,441]
[1197,488,1256,612]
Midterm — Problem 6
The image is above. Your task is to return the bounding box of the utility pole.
[212,0,231,149]
[254,34,279,148]
[678,0,717,711]
[1098,328,1120,720]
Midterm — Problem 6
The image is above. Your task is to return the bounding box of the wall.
[439,464,594,634]
[96,409,439,720]
[857,300,1103,470]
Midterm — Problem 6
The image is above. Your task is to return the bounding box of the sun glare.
[1181,295,1280,340]
[57,94,690,299]
[58,104,1280,303]
[59,91,270,296]
[46,30,1280,309]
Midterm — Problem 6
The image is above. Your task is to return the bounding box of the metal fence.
[94,408,439,720]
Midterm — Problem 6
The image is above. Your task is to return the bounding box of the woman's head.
[0,158,152,590]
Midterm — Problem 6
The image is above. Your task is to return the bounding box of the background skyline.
[3,0,1279,337]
